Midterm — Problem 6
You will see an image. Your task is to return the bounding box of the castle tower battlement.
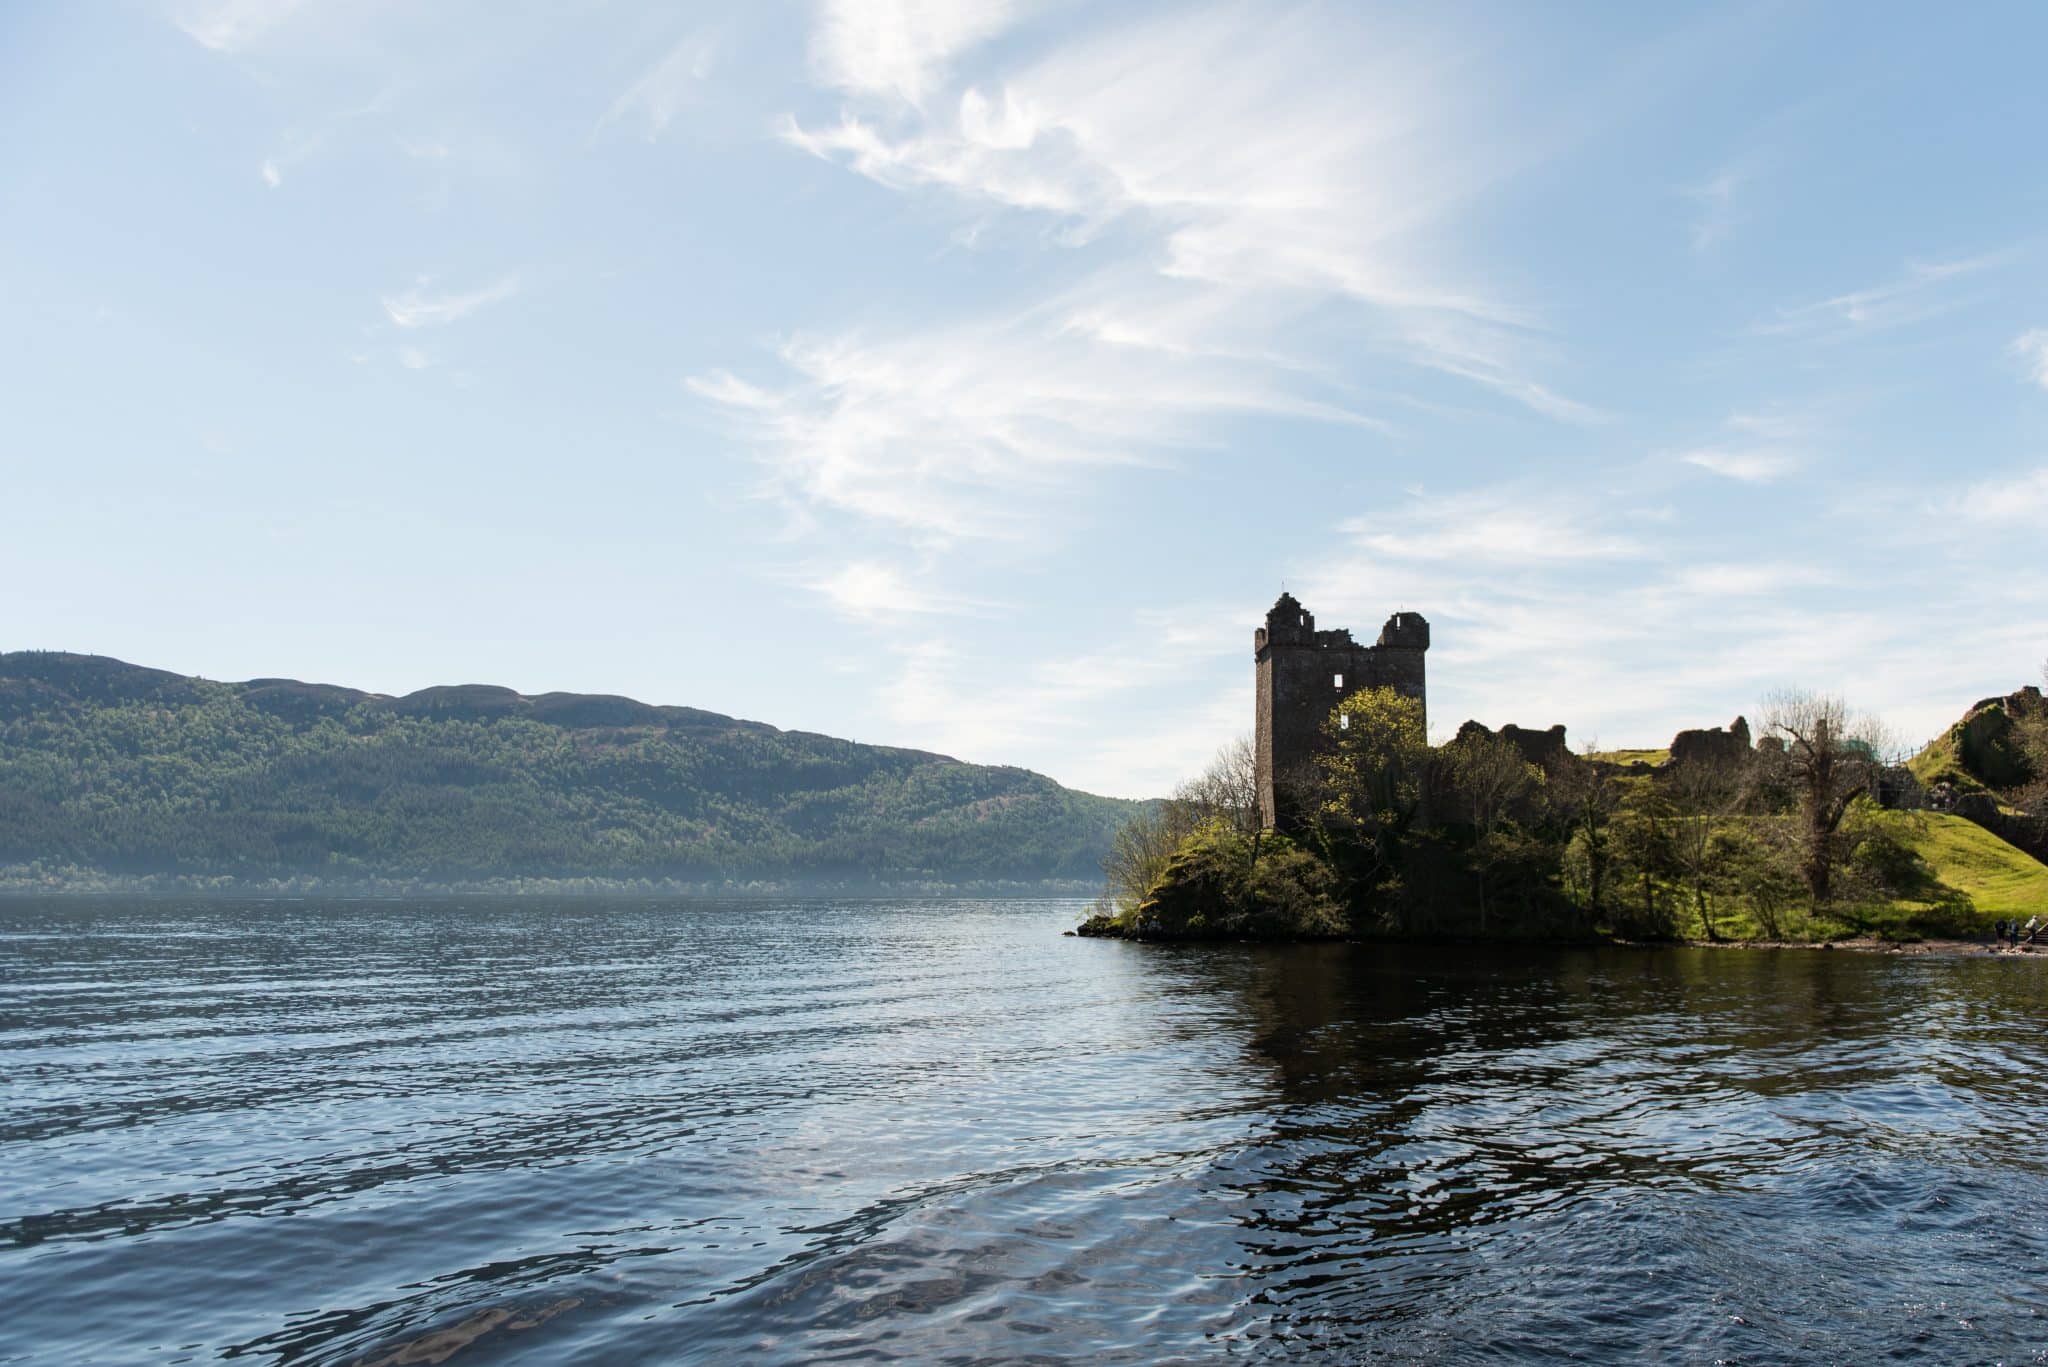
[1254,593,1429,830]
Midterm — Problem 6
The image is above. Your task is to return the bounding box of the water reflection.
[1154,941,2048,1359]
[3,901,2046,1363]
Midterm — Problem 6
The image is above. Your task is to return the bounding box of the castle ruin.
[1669,716,1752,768]
[1254,593,1429,829]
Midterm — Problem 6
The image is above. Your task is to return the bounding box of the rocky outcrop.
[1954,688,2043,788]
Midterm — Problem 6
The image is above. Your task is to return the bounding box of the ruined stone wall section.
[1669,716,1753,768]
[1255,593,1429,829]
[1455,720,1570,771]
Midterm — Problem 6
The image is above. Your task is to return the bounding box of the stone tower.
[1254,593,1429,829]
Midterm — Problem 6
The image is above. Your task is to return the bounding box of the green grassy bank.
[1667,810,2048,944]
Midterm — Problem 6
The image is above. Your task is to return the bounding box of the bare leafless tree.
[1759,690,1892,905]
[1100,736,1262,912]
[1171,735,1261,835]
[1099,804,1185,916]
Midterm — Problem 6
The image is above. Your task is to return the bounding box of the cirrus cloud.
[381,275,521,329]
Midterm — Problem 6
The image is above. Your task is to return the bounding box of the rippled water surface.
[5,898,2048,1363]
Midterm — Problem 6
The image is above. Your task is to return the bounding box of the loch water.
[3,897,2047,1364]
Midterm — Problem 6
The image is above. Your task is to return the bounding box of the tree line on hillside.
[1084,669,2048,942]
[0,658,1140,886]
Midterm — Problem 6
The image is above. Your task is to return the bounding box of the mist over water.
[4,898,2047,1363]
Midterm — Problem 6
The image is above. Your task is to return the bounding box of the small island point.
[1080,594,2048,949]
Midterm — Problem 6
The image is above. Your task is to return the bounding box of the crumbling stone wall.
[1255,592,1429,829]
[1669,716,1752,768]
[1454,720,1570,771]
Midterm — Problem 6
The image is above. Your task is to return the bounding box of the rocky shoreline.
[1684,936,2040,956]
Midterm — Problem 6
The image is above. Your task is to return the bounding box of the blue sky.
[5,1,2046,798]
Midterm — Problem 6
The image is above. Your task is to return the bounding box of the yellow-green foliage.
[1864,810,2048,918]
[1083,821,1347,939]
[1587,748,1669,768]
[1318,687,1429,828]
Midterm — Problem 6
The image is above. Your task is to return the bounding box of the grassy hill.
[1662,810,2048,943]
[0,652,1146,891]
[1866,810,2048,921]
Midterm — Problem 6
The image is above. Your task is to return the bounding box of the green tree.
[1314,687,1431,883]
[1610,794,1678,939]
[1665,756,1741,940]
[1442,729,1541,932]
[1551,750,1621,917]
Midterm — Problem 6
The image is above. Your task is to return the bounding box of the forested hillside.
[0,652,1143,889]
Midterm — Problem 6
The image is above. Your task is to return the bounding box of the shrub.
[1713,822,1805,939]
[1128,821,1347,939]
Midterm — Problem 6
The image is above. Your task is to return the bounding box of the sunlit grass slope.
[1668,810,2048,943]
[1586,748,1669,768]
[1870,810,2048,919]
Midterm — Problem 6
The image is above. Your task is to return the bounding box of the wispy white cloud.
[1946,464,2048,525]
[381,275,520,329]
[1680,447,1796,483]
[1761,251,2011,340]
[699,4,1610,768]
[809,0,1027,109]
[806,560,985,621]
[2012,329,2048,390]
[711,0,1607,595]
[1671,561,1834,596]
[782,5,1592,421]
[1285,463,2045,757]
[1681,164,1748,252]
[690,291,1379,544]
[873,603,1246,793]
[599,30,719,139]
[1674,406,1811,483]
[256,89,396,190]
[1392,312,1606,423]
[170,0,304,52]
[259,138,315,189]
[1340,485,1646,566]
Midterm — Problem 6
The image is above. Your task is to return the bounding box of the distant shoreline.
[0,873,1102,900]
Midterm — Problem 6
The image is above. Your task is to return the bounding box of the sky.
[4,1,2047,799]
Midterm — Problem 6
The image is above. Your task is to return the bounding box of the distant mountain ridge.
[0,652,1144,890]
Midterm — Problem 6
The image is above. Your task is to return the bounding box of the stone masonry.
[1455,720,1570,771]
[1668,716,1752,768]
[1255,592,1429,829]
